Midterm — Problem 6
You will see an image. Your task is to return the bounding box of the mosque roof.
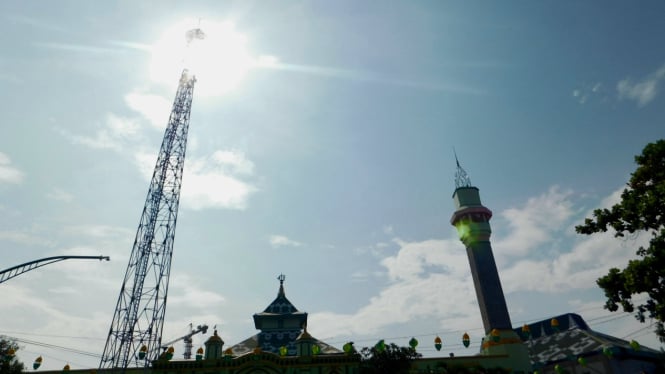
[513,313,662,367]
[229,333,342,357]
[255,275,305,315]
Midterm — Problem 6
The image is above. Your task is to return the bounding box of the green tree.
[0,337,24,374]
[576,139,665,342]
[359,342,421,374]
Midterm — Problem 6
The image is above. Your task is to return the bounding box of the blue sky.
[1,0,664,370]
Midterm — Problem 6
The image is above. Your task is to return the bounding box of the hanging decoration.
[630,340,640,350]
[33,356,43,370]
[223,348,233,361]
[554,364,563,374]
[577,357,587,367]
[409,337,418,349]
[551,318,559,332]
[165,346,174,360]
[602,347,613,357]
[462,333,470,348]
[279,346,287,356]
[195,347,204,361]
[343,342,354,354]
[490,329,500,343]
[521,324,530,339]
[312,345,321,355]
[138,345,148,360]
[434,336,442,351]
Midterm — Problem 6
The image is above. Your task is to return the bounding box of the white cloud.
[0,152,25,184]
[125,92,171,129]
[180,151,257,210]
[134,148,257,211]
[310,238,479,339]
[494,186,574,257]
[617,64,665,107]
[212,150,255,176]
[168,273,226,307]
[0,230,56,247]
[57,113,140,151]
[46,188,74,202]
[500,186,648,294]
[269,235,303,248]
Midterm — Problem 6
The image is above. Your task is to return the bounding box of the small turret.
[204,330,224,360]
[296,325,315,357]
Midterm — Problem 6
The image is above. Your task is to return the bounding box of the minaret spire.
[454,149,472,189]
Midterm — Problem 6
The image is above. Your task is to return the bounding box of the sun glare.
[149,19,253,96]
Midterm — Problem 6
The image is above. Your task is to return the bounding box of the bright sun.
[149,19,253,96]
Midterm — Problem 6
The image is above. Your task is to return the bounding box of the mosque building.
[39,165,664,373]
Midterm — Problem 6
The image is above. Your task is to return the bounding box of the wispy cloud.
[56,113,140,151]
[572,82,603,104]
[0,152,25,184]
[261,58,487,95]
[3,14,69,34]
[0,230,56,248]
[125,92,171,129]
[269,235,303,248]
[617,64,665,107]
[46,188,74,202]
[33,42,126,55]
[108,40,152,52]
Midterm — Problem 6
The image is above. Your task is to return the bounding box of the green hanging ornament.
[312,345,320,355]
[409,337,418,349]
[603,347,613,357]
[434,336,442,351]
[343,342,354,354]
[577,357,587,367]
[279,346,287,356]
[33,356,43,370]
[630,340,640,350]
[138,345,148,360]
[462,332,470,348]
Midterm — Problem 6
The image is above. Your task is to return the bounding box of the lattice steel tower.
[100,28,205,371]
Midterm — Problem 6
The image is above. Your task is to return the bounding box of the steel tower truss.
[100,70,196,370]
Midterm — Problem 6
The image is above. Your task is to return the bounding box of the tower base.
[481,329,532,373]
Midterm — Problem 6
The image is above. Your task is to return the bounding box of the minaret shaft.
[451,186,512,333]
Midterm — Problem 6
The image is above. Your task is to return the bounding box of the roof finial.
[277,274,286,296]
[454,149,472,189]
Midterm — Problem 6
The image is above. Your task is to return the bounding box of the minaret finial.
[277,274,286,296]
[454,149,472,189]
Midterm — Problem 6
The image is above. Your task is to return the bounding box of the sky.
[1,0,664,370]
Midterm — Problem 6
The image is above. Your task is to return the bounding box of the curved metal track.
[0,255,110,284]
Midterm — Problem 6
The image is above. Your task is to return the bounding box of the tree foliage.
[359,342,421,374]
[0,337,24,374]
[576,139,665,342]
